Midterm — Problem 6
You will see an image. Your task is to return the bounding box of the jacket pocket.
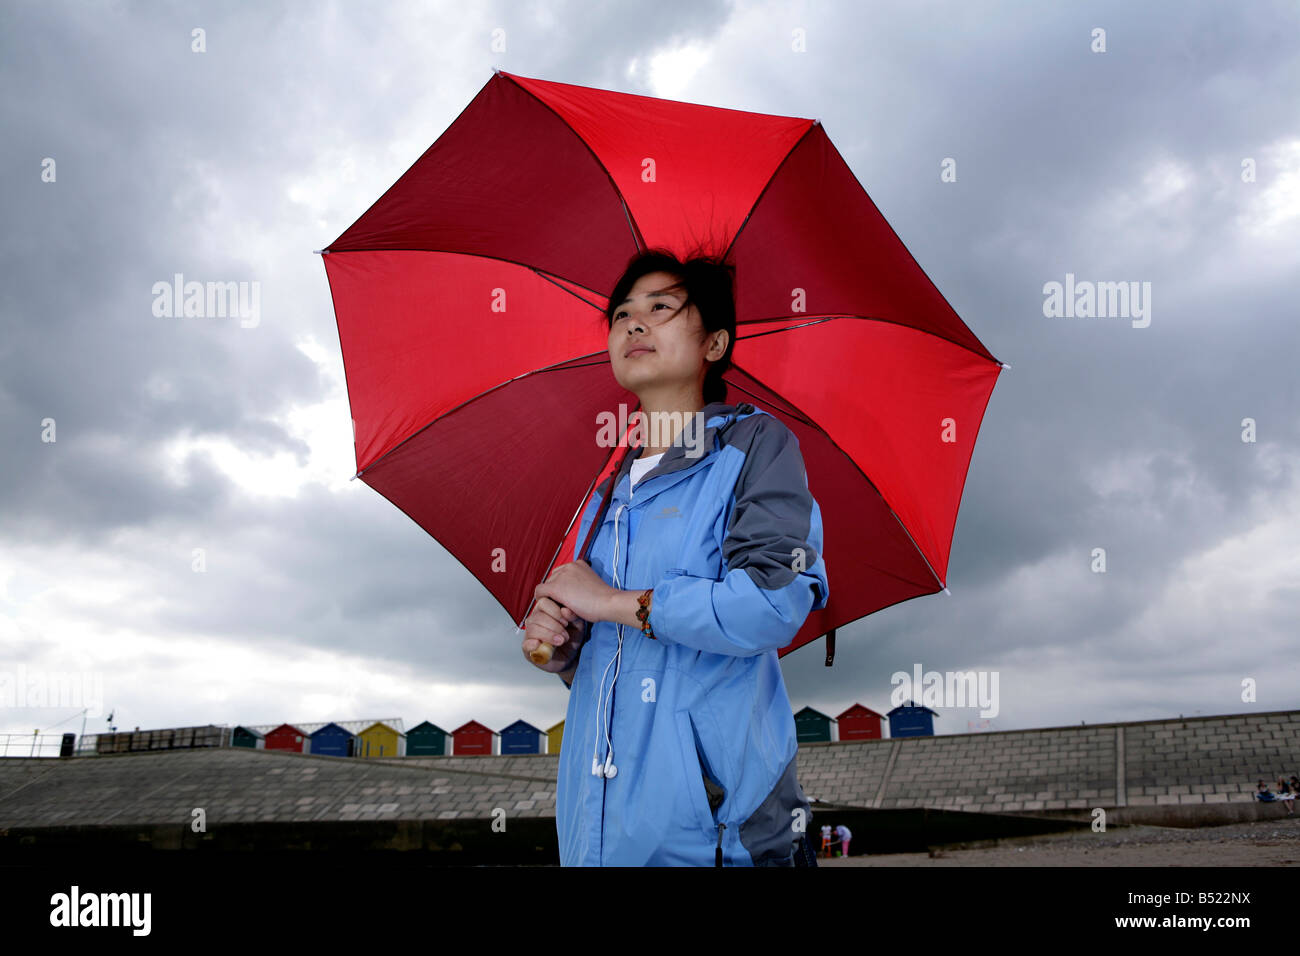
[675,709,726,837]
[738,750,810,865]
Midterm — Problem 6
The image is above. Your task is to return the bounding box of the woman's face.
[607,270,723,397]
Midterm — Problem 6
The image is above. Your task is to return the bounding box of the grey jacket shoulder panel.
[717,410,824,600]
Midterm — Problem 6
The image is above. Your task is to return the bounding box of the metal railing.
[0,732,74,758]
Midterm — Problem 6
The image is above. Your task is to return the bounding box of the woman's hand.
[533,559,616,625]
[522,594,587,674]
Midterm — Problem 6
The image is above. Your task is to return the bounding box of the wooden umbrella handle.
[530,611,580,665]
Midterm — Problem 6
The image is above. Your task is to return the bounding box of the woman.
[835,822,852,858]
[521,248,830,866]
[1277,777,1295,815]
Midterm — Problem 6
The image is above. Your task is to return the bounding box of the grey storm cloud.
[1,0,1297,737]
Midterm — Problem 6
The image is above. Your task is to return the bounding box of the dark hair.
[603,247,736,405]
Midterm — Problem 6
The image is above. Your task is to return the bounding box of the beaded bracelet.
[636,588,656,639]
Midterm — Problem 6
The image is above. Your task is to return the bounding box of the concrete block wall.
[1121,711,1299,816]
[795,725,1116,812]
[1,709,1295,831]
[793,709,1300,825]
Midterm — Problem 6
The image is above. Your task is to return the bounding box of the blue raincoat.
[555,401,829,866]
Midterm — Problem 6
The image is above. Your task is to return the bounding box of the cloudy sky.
[2,0,1297,750]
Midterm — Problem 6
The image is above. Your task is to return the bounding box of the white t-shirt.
[629,452,664,488]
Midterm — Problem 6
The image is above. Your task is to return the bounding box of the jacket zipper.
[600,480,632,865]
[600,451,725,866]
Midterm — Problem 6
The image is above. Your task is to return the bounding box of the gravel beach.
[820,816,1300,866]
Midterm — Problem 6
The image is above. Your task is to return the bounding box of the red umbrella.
[319,69,1005,664]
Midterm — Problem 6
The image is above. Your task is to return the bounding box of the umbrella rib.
[732,314,1005,367]
[320,245,620,313]
[724,367,946,592]
[354,338,631,479]
[721,120,822,266]
[532,269,609,313]
[498,70,648,254]
[622,195,646,252]
[735,316,839,337]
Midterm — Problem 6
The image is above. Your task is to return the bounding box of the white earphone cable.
[591,498,629,777]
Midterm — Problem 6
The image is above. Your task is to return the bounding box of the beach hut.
[794,706,835,744]
[356,721,406,757]
[500,720,544,755]
[451,720,497,756]
[265,723,310,753]
[310,722,355,757]
[546,720,565,755]
[887,701,939,738]
[835,704,885,741]
[406,721,450,756]
[231,726,265,749]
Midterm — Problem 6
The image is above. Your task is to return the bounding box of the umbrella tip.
[943,586,951,596]
[312,249,326,255]
[999,362,1011,370]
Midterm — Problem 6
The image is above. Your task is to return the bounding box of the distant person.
[835,822,852,858]
[820,824,833,858]
[1256,780,1288,814]
[1290,775,1300,794]
[1277,778,1295,815]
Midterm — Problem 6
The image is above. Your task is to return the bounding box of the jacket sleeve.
[649,414,829,657]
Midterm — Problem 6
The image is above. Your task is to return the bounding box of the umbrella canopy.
[320,68,1004,660]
